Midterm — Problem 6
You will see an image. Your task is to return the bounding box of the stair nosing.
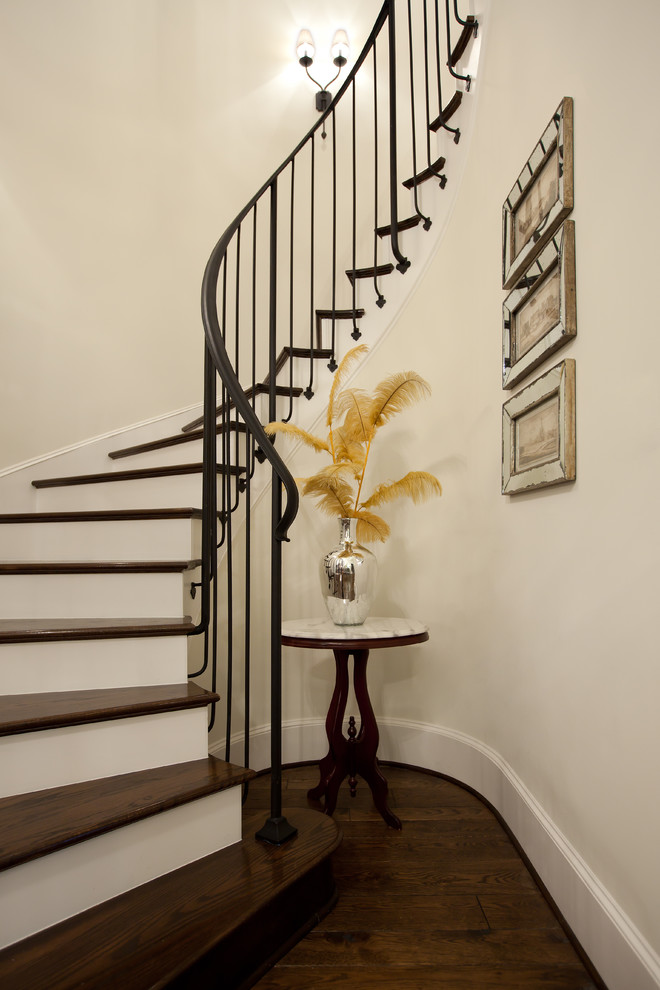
[108,423,250,461]
[0,560,202,575]
[402,156,447,189]
[314,308,366,319]
[31,464,244,490]
[450,15,477,67]
[0,616,196,645]
[345,264,395,284]
[375,214,423,238]
[0,509,203,525]
[429,90,463,132]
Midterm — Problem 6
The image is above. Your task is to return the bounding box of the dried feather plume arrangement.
[265,345,441,543]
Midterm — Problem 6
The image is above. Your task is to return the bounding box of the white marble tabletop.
[281,616,428,643]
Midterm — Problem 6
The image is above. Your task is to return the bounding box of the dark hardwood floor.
[245,764,603,989]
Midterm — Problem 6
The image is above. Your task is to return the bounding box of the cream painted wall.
[3,0,659,971]
[0,0,381,468]
[276,0,660,962]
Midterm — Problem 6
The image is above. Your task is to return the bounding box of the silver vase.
[320,517,377,625]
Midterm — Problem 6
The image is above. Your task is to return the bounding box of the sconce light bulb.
[331,28,349,67]
[296,28,315,67]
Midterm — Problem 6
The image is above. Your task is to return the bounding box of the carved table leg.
[309,645,400,828]
[308,648,350,808]
[352,649,402,830]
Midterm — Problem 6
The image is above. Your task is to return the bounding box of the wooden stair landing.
[0,807,341,990]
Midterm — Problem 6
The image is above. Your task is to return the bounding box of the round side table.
[282,616,429,830]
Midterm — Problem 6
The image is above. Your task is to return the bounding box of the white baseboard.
[213,716,660,990]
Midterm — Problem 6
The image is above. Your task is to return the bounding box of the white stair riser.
[0,569,199,620]
[0,787,242,950]
[35,473,207,511]
[0,636,189,695]
[0,517,201,562]
[0,707,210,797]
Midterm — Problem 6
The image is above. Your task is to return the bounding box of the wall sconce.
[296,28,350,114]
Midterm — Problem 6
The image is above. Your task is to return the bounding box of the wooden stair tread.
[0,617,195,644]
[0,807,340,990]
[0,560,201,575]
[0,509,203,525]
[183,384,304,434]
[450,15,477,67]
[314,308,365,320]
[0,682,218,738]
[346,263,394,284]
[32,464,243,490]
[109,423,248,461]
[0,756,252,873]
[376,215,423,238]
[429,90,463,132]
[402,156,447,189]
[262,346,334,387]
[315,308,365,348]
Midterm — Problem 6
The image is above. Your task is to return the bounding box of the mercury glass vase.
[320,517,377,625]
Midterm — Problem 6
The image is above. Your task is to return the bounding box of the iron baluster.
[243,426,251,783]
[453,0,476,30]
[329,108,338,373]
[423,0,447,185]
[255,178,298,845]
[433,0,460,141]
[304,134,316,400]
[284,159,296,421]
[388,0,410,273]
[189,344,217,680]
[372,40,386,310]
[407,0,432,229]
[446,0,472,90]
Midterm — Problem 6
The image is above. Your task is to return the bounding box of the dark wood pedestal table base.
[282,617,429,830]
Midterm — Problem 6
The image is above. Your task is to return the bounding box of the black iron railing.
[192,0,477,844]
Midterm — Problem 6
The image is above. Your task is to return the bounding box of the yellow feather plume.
[333,427,366,472]
[327,344,369,428]
[360,471,442,509]
[335,389,372,444]
[355,511,391,544]
[264,421,330,454]
[367,372,431,432]
[301,474,354,518]
[264,350,440,543]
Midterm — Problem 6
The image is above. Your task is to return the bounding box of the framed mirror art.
[501,358,575,495]
[502,97,573,290]
[502,220,576,390]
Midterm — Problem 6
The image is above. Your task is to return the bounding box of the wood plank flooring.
[245,765,604,989]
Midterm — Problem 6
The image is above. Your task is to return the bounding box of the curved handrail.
[199,0,391,542]
[196,0,477,845]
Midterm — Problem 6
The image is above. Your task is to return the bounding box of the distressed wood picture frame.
[502,359,575,495]
[502,220,576,389]
[502,97,573,290]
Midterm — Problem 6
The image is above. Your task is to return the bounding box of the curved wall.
[0,0,382,468]
[275,1,660,986]
[2,2,659,986]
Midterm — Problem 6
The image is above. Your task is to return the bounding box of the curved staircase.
[0,2,480,986]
